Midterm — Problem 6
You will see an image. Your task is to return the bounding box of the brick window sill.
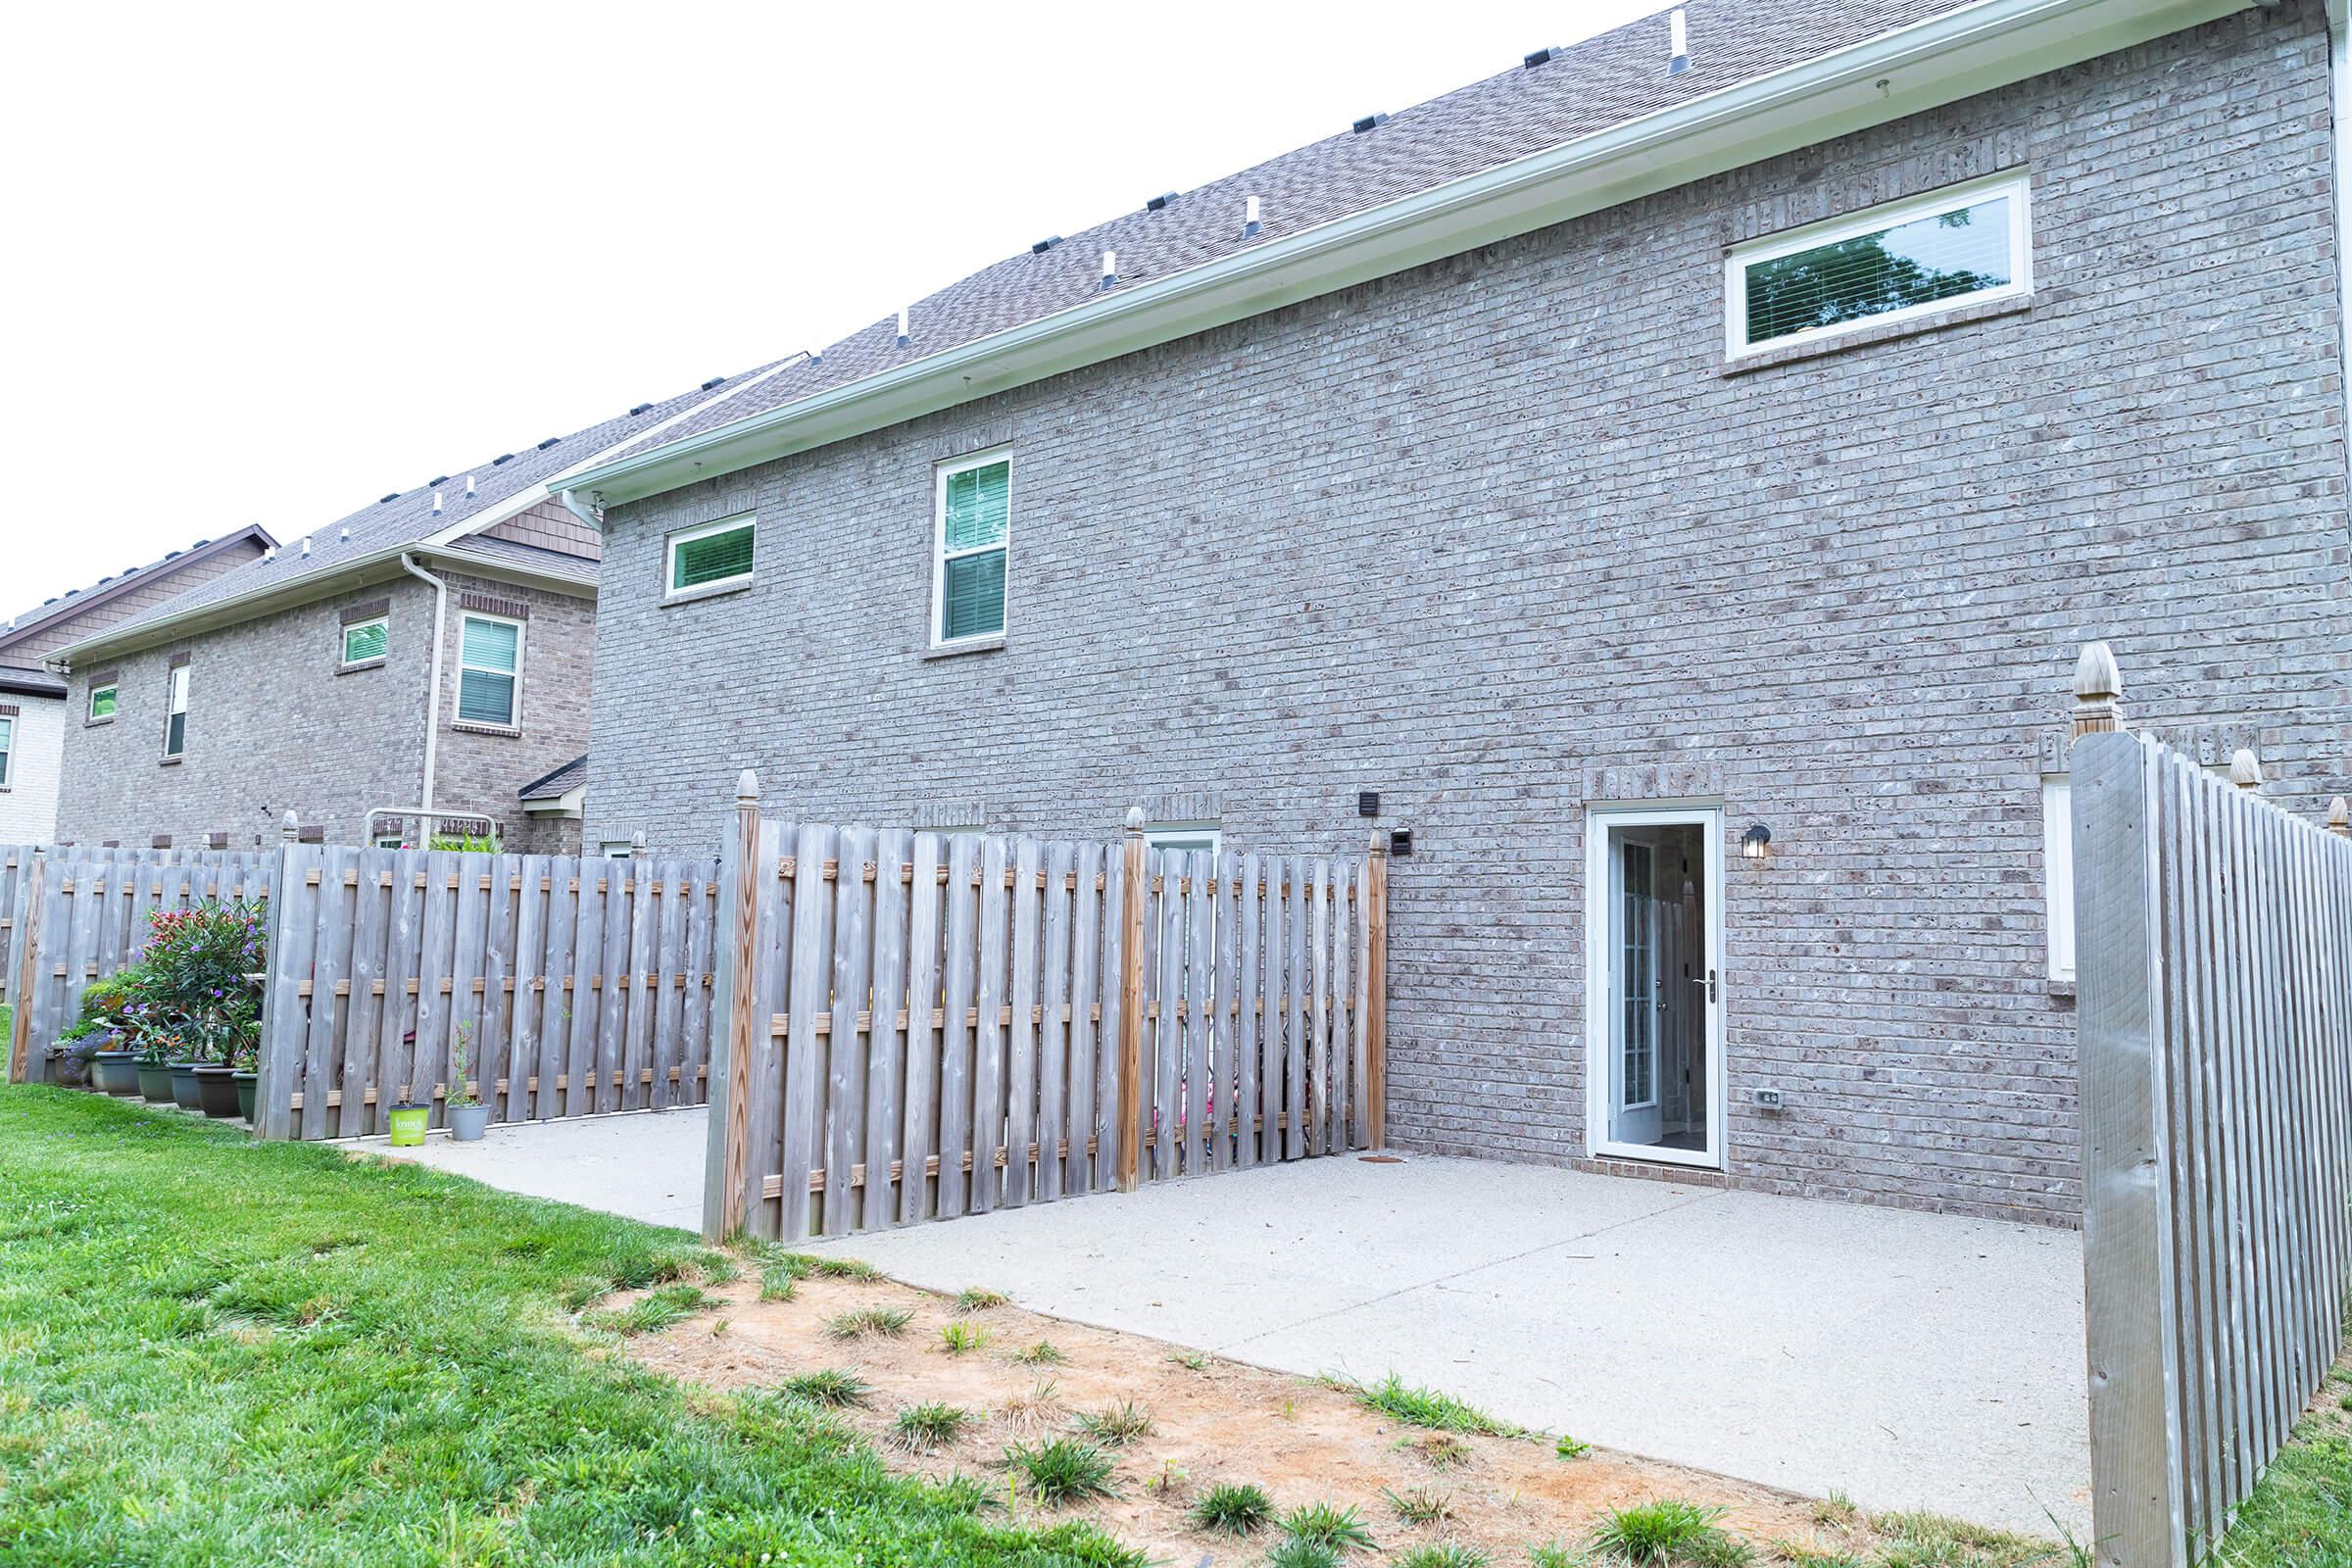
[921,635,1005,662]
[1719,291,2035,376]
[83,715,115,729]
[336,658,387,677]
[662,579,755,610]
[453,720,522,738]
[159,756,183,768]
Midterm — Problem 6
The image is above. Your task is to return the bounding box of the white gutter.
[400,553,449,820]
[561,0,2249,509]
[2331,0,2351,547]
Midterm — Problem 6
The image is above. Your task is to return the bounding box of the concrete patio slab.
[357,1111,2086,1537]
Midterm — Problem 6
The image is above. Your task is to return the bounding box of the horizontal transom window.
[668,514,756,595]
[1727,172,2032,358]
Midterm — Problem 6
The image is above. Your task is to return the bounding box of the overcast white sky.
[2,1,1659,614]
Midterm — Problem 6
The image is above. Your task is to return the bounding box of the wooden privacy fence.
[255,840,725,1140]
[704,781,1390,1244]
[2072,644,2352,1568]
[5,845,275,1080]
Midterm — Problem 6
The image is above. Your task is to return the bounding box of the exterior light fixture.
[1740,823,1772,861]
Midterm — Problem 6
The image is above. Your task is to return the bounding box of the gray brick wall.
[584,3,2351,1226]
[56,569,598,851]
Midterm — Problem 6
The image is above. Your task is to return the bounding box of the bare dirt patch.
[617,1264,1892,1564]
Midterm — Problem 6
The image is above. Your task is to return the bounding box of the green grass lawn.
[0,1085,1140,1566]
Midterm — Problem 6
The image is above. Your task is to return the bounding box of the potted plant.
[166,1036,206,1112]
[135,1038,175,1103]
[61,977,137,1094]
[230,1038,260,1123]
[89,1035,140,1096]
[387,1100,429,1147]
[446,1023,490,1142]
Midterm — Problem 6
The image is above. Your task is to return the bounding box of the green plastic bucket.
[387,1103,429,1148]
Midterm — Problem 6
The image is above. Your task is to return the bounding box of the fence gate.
[2073,645,2352,1568]
[4,845,274,1081]
[255,843,724,1139]
[703,782,1390,1244]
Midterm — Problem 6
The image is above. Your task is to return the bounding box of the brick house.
[560,0,2348,1225]
[47,374,774,854]
[0,529,274,844]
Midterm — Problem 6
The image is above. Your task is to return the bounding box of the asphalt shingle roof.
[86,371,778,652]
[620,0,1964,459]
[0,527,274,659]
[518,754,588,803]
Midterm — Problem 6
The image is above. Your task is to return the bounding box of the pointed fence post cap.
[1125,806,1146,832]
[2328,797,2349,837]
[2230,748,2263,791]
[2071,641,2123,739]
[735,769,760,807]
[280,810,301,843]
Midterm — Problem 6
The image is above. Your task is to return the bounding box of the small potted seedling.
[387,1028,428,1145]
[446,1023,490,1142]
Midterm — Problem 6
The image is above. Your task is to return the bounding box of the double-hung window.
[0,715,12,787]
[458,612,523,727]
[933,451,1009,646]
[87,682,117,721]
[667,514,757,597]
[342,614,388,665]
[1726,172,2032,359]
[164,665,190,759]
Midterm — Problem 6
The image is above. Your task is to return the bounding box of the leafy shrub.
[86,900,269,1065]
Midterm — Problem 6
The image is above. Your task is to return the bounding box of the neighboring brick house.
[0,529,274,844]
[48,373,776,852]
[564,0,2349,1225]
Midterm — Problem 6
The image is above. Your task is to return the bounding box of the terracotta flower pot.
[192,1065,241,1119]
[168,1061,205,1112]
[92,1050,140,1097]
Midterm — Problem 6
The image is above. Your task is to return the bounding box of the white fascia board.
[562,0,2248,509]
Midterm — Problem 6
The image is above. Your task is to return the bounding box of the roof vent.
[260,550,274,563]
[429,474,449,486]
[165,550,182,561]
[699,376,725,390]
[1351,113,1388,134]
[1146,191,1176,212]
[1669,8,1689,73]
[896,306,909,348]
[1244,194,1262,238]
[1030,235,1063,254]
[1100,250,1118,290]
[628,402,654,416]
[301,536,313,557]
[379,492,401,504]
[464,474,476,496]
[536,436,561,450]
[492,453,514,465]
[338,527,351,543]
[430,492,443,515]
[1523,46,1555,68]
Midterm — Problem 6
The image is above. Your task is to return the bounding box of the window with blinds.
[935,453,1009,645]
[1728,173,2030,357]
[667,514,757,595]
[342,615,388,665]
[0,715,12,787]
[458,613,522,726]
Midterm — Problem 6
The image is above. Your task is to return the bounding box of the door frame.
[1583,803,1726,1170]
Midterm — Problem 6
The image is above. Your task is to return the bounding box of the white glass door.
[1586,807,1724,1168]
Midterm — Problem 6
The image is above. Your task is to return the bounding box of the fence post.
[2230,748,2262,793]
[1116,807,1147,1193]
[703,771,762,1242]
[254,814,307,1140]
[2074,646,2188,1568]
[1364,832,1389,1150]
[6,852,45,1082]
[2073,640,2123,738]
[2329,797,2349,838]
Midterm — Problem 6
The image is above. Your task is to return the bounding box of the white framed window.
[932,450,1009,647]
[1726,172,2032,359]
[666,514,757,597]
[87,682,116,721]
[342,614,389,665]
[164,664,190,758]
[1145,821,1221,857]
[600,840,634,859]
[457,612,523,727]
[0,715,12,787]
[2043,775,2075,983]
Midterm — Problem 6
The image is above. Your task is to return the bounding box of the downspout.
[2333,0,2352,549]
[399,552,450,826]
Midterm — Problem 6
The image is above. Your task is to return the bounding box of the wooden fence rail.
[4,845,275,1081]
[2074,644,2352,1568]
[255,842,724,1140]
[703,786,1389,1244]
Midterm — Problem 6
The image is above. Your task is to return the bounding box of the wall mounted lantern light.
[1740,823,1773,861]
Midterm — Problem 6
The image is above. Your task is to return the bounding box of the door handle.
[1689,969,1718,1003]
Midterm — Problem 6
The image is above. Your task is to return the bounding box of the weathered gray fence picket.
[253,843,725,1140]
[4,845,274,1081]
[702,784,1390,1245]
[2073,644,2352,1568]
